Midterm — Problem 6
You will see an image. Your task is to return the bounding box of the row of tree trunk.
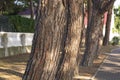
[81,0,115,66]
[23,0,115,80]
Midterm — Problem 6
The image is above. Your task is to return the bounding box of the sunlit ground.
[0,45,118,80]
[0,54,29,80]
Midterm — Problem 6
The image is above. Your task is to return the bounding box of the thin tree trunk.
[103,8,113,46]
[30,0,34,19]
[79,3,85,48]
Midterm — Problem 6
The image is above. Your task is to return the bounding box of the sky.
[114,0,120,8]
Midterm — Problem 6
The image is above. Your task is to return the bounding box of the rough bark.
[79,3,85,48]
[55,1,83,80]
[103,8,113,46]
[22,0,83,80]
[81,0,115,66]
[81,9,102,66]
[23,1,67,80]
[95,17,104,58]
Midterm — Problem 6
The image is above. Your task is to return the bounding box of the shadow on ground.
[0,53,30,80]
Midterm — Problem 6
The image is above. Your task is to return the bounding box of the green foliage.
[114,6,120,34]
[111,36,120,45]
[8,15,34,32]
[0,0,38,15]
[0,0,16,15]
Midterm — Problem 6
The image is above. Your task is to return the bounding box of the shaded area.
[111,48,120,53]
[0,77,6,80]
[94,71,120,80]
[93,51,120,80]
[0,53,30,80]
[0,16,15,32]
[0,46,118,80]
[0,68,23,77]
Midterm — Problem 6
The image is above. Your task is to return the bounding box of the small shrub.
[8,15,35,32]
[111,36,120,45]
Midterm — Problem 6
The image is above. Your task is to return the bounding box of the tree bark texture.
[103,8,113,46]
[23,1,67,80]
[94,17,104,58]
[79,3,85,48]
[81,0,115,66]
[55,0,83,80]
[81,9,102,66]
[23,0,83,80]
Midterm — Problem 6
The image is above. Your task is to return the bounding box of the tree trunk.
[81,9,102,66]
[30,0,34,19]
[103,8,112,46]
[23,0,83,80]
[79,3,85,48]
[80,0,115,66]
[94,17,104,58]
[55,1,83,80]
[23,1,67,80]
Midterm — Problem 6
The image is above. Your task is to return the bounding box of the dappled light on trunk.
[23,0,83,80]
[81,0,115,66]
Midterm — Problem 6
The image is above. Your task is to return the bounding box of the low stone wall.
[0,46,31,58]
[0,32,33,58]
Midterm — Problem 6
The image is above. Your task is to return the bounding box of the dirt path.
[0,46,118,80]
[0,54,29,80]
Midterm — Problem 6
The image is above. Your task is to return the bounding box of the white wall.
[0,32,34,57]
[0,32,33,48]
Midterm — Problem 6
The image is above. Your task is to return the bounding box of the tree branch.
[99,0,116,14]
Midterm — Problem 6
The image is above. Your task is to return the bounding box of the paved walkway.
[92,48,120,80]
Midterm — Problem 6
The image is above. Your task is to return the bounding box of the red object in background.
[84,12,108,27]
